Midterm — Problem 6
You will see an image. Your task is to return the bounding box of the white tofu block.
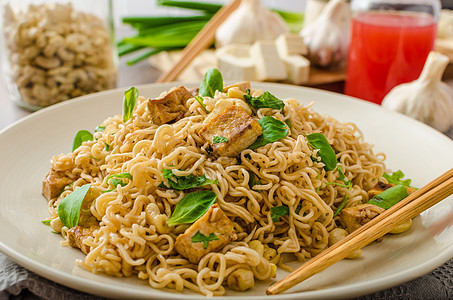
[280,55,310,84]
[216,45,256,81]
[276,33,308,56]
[249,41,286,81]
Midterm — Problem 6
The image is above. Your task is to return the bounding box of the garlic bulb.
[215,0,288,48]
[300,0,350,69]
[382,51,453,133]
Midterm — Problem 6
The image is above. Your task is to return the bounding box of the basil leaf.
[123,87,139,123]
[191,231,219,249]
[199,68,223,98]
[284,118,292,130]
[104,142,110,151]
[195,95,209,113]
[57,184,91,229]
[213,136,228,144]
[383,170,413,187]
[271,205,290,222]
[244,90,285,110]
[159,169,218,190]
[166,190,217,226]
[367,185,409,209]
[249,116,289,150]
[306,133,337,171]
[73,130,93,151]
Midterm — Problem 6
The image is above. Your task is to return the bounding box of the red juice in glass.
[344,12,437,104]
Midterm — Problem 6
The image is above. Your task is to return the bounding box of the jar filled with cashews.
[0,0,117,110]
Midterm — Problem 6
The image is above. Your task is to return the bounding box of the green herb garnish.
[244,90,285,111]
[41,219,51,225]
[383,170,413,188]
[248,170,262,190]
[57,184,91,229]
[104,172,133,192]
[213,136,228,144]
[195,95,209,113]
[123,87,139,123]
[191,231,219,249]
[249,116,289,150]
[367,185,409,209]
[104,143,110,151]
[306,133,337,172]
[199,68,223,98]
[270,205,290,222]
[73,130,93,151]
[95,125,106,133]
[166,190,217,226]
[159,169,218,190]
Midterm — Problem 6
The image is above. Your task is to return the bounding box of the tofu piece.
[147,86,192,125]
[174,204,237,264]
[249,41,286,81]
[368,181,417,198]
[223,81,251,93]
[280,55,310,84]
[216,45,256,81]
[276,33,308,56]
[199,105,262,157]
[67,225,98,255]
[340,204,385,233]
[42,168,73,201]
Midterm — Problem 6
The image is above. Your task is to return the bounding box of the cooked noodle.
[45,86,386,296]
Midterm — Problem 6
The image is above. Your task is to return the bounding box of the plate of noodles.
[1,77,453,300]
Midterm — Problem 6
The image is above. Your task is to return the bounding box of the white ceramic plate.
[1,82,453,299]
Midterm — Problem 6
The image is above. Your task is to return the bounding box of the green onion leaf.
[271,205,290,222]
[166,190,217,226]
[57,184,91,229]
[123,87,139,123]
[199,68,223,98]
[306,133,337,171]
[213,136,228,144]
[191,231,219,249]
[367,185,409,209]
[41,219,51,225]
[95,125,106,133]
[73,130,94,151]
[249,116,289,150]
[244,90,285,111]
[159,169,218,190]
[195,95,209,113]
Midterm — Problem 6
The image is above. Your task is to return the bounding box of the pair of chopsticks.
[267,167,453,295]
[156,0,241,83]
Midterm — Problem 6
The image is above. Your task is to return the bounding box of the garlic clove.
[300,0,350,69]
[382,51,453,133]
[215,0,288,48]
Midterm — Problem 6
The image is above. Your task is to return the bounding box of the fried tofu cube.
[67,225,98,255]
[174,204,237,264]
[199,105,262,157]
[368,181,417,198]
[340,203,385,233]
[147,86,192,125]
[42,168,73,201]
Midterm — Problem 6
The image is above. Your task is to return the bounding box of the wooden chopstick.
[266,167,453,295]
[156,0,241,83]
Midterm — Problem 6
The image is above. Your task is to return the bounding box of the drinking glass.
[344,0,441,105]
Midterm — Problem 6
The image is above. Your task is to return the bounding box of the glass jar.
[0,0,117,111]
[344,0,441,105]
